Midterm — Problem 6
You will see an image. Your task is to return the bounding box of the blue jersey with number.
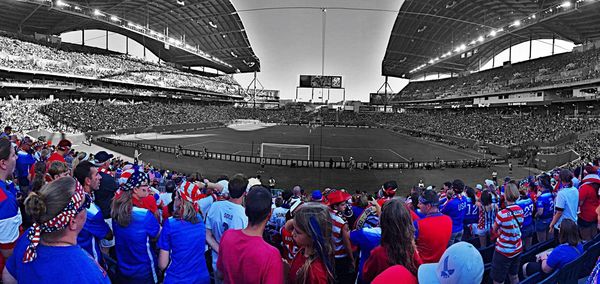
[516,197,534,227]
[441,195,467,233]
[536,190,554,219]
[463,197,479,225]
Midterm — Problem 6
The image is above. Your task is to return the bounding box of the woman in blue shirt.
[3,177,110,284]
[522,219,583,278]
[535,174,555,243]
[158,181,210,284]
[111,168,160,284]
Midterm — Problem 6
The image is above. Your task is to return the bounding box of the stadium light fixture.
[561,1,572,7]
[56,0,69,7]
[513,20,521,27]
[93,9,103,16]
[477,36,484,42]
[110,16,119,22]
[459,44,466,51]
[489,30,497,37]
[531,14,536,19]
[74,5,81,10]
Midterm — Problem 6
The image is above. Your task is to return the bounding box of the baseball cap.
[418,242,484,284]
[383,180,398,195]
[247,177,262,191]
[326,190,351,205]
[93,151,114,165]
[217,180,229,196]
[373,265,417,284]
[475,184,483,190]
[311,190,323,201]
[57,139,72,151]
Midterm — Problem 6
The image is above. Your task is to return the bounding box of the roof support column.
[106,30,109,50]
[552,34,556,55]
[81,30,84,46]
[529,33,533,60]
[492,45,496,68]
[509,36,512,63]
[126,37,129,55]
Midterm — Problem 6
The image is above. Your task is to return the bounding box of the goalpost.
[260,143,311,160]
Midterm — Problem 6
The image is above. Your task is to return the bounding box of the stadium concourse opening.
[3,0,600,284]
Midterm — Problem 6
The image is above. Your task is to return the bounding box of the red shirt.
[281,227,298,263]
[47,153,66,164]
[289,249,329,284]
[133,195,158,213]
[377,198,419,221]
[362,245,422,283]
[414,213,453,263]
[372,265,417,284]
[217,229,283,284]
[579,181,600,222]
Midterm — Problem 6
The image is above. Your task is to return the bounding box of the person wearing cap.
[15,137,35,193]
[157,181,210,284]
[417,242,484,284]
[415,189,452,263]
[441,179,467,247]
[217,186,283,284]
[490,182,524,284]
[377,180,398,207]
[47,139,71,164]
[577,166,600,241]
[111,168,161,283]
[206,174,249,284]
[92,151,118,254]
[311,190,323,202]
[73,161,112,270]
[327,190,356,283]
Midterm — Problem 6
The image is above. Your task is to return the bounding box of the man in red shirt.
[414,189,452,263]
[217,186,283,284]
[578,167,600,241]
[47,139,71,164]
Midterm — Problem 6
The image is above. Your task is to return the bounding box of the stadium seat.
[555,253,588,284]
[479,244,495,264]
[583,241,600,275]
[584,234,600,250]
[537,269,559,284]
[519,272,541,284]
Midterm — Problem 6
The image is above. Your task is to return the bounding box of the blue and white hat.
[417,242,484,284]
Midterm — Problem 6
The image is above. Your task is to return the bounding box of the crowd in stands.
[0,34,241,95]
[2,126,600,284]
[399,48,600,101]
[0,99,76,133]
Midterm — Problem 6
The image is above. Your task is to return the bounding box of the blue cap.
[311,190,323,201]
[418,242,484,284]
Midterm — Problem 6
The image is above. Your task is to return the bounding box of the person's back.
[555,185,579,228]
[441,195,466,233]
[7,232,110,284]
[217,229,282,283]
[113,206,160,281]
[96,169,117,219]
[77,202,110,267]
[159,214,209,284]
[415,213,452,263]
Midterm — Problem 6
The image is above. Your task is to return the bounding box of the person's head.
[504,182,519,203]
[380,198,418,275]
[559,219,580,246]
[23,176,90,263]
[56,139,72,153]
[174,181,203,224]
[292,185,302,197]
[327,190,351,212]
[559,169,574,187]
[418,189,440,214]
[245,186,273,227]
[292,203,334,283]
[20,137,33,151]
[282,189,293,202]
[451,179,465,195]
[275,196,284,207]
[228,173,248,199]
[112,168,150,226]
[443,181,452,192]
[73,161,100,193]
[4,126,11,134]
[465,187,476,204]
[480,190,493,207]
[93,151,113,168]
[382,180,398,198]
[538,173,552,191]
[0,138,16,179]
[47,161,69,181]
[417,242,484,284]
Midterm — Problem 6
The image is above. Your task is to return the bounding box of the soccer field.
[116,125,484,163]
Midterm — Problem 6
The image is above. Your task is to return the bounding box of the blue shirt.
[536,190,554,219]
[441,195,467,233]
[547,243,583,270]
[205,200,248,269]
[16,150,35,182]
[78,203,110,268]
[113,207,160,282]
[158,214,210,284]
[350,227,381,284]
[516,197,535,227]
[463,197,479,225]
[6,231,110,283]
[0,180,22,244]
[554,186,579,229]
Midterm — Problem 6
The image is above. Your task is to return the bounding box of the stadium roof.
[382,0,600,79]
[0,0,260,74]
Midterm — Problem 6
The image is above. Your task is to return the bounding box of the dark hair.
[380,198,418,275]
[559,169,573,187]
[73,161,95,187]
[559,219,580,246]
[466,187,477,204]
[228,173,248,199]
[245,186,272,226]
[0,138,12,160]
[539,174,552,190]
[410,192,420,209]
[452,179,465,194]
[480,190,492,206]
[443,181,452,188]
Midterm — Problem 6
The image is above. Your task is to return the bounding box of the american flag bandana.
[119,168,149,192]
[177,181,202,212]
[98,167,113,177]
[23,180,90,263]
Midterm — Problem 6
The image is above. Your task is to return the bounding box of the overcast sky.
[62,0,575,102]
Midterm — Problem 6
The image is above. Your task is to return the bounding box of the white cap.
[418,242,484,284]
[246,177,262,192]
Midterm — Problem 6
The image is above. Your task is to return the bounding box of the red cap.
[326,190,351,205]
[57,139,72,151]
[372,265,417,284]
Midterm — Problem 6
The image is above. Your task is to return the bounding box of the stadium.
[1,0,600,284]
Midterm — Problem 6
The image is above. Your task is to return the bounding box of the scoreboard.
[299,75,342,88]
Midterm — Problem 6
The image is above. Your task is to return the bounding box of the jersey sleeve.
[145,210,160,238]
[555,192,566,210]
[87,210,111,239]
[546,245,565,269]
[157,219,170,251]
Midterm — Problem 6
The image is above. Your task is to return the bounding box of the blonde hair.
[504,182,520,202]
[173,193,200,224]
[111,191,133,227]
[47,161,69,180]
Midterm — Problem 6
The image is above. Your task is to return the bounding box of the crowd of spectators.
[399,48,600,101]
[0,99,76,133]
[0,34,242,95]
[2,130,600,284]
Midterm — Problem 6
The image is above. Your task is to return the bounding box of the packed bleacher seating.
[398,48,600,101]
[2,126,600,283]
[0,34,242,95]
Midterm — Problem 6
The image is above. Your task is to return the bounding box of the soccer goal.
[260,143,311,160]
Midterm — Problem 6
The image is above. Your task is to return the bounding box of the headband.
[23,180,90,263]
[177,181,202,212]
[119,168,149,192]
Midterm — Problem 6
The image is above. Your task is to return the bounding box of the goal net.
[260,143,311,160]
